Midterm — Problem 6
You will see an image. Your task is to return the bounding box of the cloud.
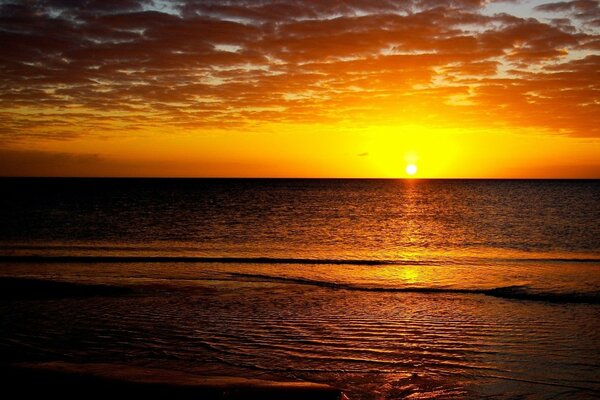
[0,149,104,176]
[0,148,281,177]
[535,0,600,27]
[0,0,598,141]
[535,0,599,17]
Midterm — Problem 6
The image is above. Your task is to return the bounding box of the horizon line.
[1,176,599,180]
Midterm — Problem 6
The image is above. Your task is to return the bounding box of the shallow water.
[1,178,599,399]
[1,273,599,399]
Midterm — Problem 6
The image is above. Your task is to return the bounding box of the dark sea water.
[1,178,599,399]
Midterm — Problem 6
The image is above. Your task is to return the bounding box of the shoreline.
[3,362,345,400]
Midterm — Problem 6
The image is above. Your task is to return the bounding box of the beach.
[1,178,599,399]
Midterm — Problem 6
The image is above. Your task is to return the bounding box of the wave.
[0,255,598,265]
[494,257,600,264]
[0,255,425,265]
[227,273,600,304]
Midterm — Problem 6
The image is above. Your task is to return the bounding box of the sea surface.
[1,178,599,399]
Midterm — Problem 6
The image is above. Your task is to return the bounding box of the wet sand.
[0,277,132,299]
[3,362,345,400]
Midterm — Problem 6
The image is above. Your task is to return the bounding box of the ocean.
[1,178,599,399]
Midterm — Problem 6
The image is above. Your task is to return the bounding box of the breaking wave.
[227,273,600,304]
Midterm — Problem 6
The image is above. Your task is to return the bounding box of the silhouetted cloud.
[0,149,104,176]
[0,149,273,176]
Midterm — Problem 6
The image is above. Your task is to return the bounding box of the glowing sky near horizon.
[0,0,599,177]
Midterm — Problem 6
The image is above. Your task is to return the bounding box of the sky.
[0,0,599,178]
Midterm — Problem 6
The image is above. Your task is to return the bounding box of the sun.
[405,163,418,176]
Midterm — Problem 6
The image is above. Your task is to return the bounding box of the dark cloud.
[0,149,274,177]
[535,0,600,24]
[0,149,103,176]
[535,0,598,15]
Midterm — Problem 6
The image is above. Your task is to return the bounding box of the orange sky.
[0,0,599,178]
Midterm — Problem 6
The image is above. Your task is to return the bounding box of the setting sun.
[406,164,418,176]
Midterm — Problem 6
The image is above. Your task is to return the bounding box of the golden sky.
[0,0,599,177]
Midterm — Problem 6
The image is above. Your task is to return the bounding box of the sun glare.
[406,164,418,176]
